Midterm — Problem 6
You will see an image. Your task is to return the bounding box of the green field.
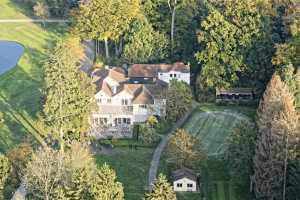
[96,146,154,200]
[0,0,65,152]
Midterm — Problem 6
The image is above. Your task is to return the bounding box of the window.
[170,74,173,78]
[174,74,177,77]
[187,183,193,188]
[177,183,182,188]
[139,104,147,109]
[97,98,102,103]
[107,98,112,104]
[122,99,128,105]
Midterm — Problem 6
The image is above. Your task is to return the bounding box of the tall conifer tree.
[43,39,95,147]
[253,74,299,199]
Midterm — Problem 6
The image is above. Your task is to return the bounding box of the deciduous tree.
[75,0,140,58]
[167,129,207,170]
[122,17,168,63]
[195,0,262,89]
[225,121,257,196]
[166,80,192,122]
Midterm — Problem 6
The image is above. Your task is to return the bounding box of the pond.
[0,41,25,75]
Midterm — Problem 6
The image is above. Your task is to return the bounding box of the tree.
[33,1,50,26]
[24,142,121,200]
[252,74,299,199]
[144,174,176,200]
[195,0,262,89]
[167,0,198,57]
[166,80,192,122]
[4,143,33,199]
[167,129,207,170]
[24,147,64,200]
[89,163,124,200]
[75,0,140,58]
[0,154,10,200]
[139,123,160,145]
[45,0,71,17]
[225,121,257,196]
[43,39,95,148]
[122,17,168,63]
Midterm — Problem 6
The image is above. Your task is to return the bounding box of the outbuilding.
[172,168,198,192]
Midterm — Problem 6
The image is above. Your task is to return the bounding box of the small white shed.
[172,168,197,192]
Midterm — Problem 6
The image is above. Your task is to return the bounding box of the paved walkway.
[11,183,26,200]
[80,40,95,73]
[0,19,69,23]
[147,104,197,191]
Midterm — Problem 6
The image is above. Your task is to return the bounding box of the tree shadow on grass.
[7,0,35,18]
[0,101,28,153]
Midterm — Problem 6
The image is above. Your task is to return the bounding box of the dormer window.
[112,86,117,94]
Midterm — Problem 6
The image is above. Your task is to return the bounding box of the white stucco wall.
[158,71,190,85]
[173,178,197,192]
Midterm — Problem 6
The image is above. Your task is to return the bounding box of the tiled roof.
[129,62,190,78]
[92,66,167,101]
[132,86,154,104]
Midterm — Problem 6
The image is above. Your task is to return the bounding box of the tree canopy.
[43,38,95,146]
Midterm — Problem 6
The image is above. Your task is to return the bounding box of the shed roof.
[172,168,197,182]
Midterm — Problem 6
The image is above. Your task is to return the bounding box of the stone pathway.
[147,104,197,191]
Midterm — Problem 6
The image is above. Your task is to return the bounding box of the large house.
[89,63,190,138]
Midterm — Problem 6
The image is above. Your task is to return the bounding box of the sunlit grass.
[0,21,65,152]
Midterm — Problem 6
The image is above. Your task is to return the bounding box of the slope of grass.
[0,22,65,152]
[96,146,153,200]
[183,111,242,155]
[0,0,33,19]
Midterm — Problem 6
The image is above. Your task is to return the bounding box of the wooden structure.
[216,88,257,103]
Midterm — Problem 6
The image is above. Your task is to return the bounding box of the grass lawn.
[0,21,65,152]
[95,145,154,200]
[183,109,247,155]
[0,0,34,19]
[158,104,255,200]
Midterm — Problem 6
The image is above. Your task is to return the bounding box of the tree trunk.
[118,38,123,55]
[171,7,176,56]
[95,40,98,55]
[115,42,119,56]
[283,133,289,200]
[104,38,109,58]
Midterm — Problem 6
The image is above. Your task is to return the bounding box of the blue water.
[0,41,24,75]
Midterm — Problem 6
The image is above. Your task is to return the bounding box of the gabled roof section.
[132,86,154,105]
[109,67,127,83]
[172,168,197,182]
[129,62,190,78]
